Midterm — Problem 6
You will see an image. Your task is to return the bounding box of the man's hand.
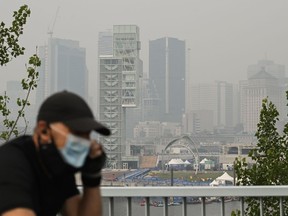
[81,141,106,187]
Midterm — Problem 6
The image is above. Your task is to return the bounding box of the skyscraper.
[99,56,124,168]
[99,25,142,168]
[98,31,113,56]
[149,37,185,123]
[48,38,87,97]
[142,79,160,121]
[245,60,287,132]
[37,37,88,108]
[187,81,235,132]
[247,59,285,80]
[113,25,142,107]
[240,67,284,133]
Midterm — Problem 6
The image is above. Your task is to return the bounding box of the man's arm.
[62,140,105,216]
[62,187,102,216]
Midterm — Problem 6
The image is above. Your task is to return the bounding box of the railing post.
[280,197,283,216]
[201,197,206,216]
[109,197,114,216]
[241,197,245,216]
[163,197,169,216]
[127,197,132,216]
[221,197,225,216]
[182,197,187,216]
[259,197,263,216]
[145,197,150,216]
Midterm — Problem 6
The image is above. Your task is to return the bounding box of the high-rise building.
[142,79,160,122]
[98,31,113,56]
[99,25,142,168]
[247,59,285,80]
[113,25,142,107]
[246,60,287,132]
[37,37,88,108]
[99,56,124,168]
[183,110,214,134]
[149,37,186,123]
[188,81,235,133]
[240,67,284,133]
[95,31,114,116]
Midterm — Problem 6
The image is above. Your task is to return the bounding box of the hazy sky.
[1,0,288,94]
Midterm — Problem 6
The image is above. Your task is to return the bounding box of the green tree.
[233,96,288,215]
[0,5,40,142]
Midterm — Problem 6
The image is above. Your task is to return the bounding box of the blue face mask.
[59,134,91,168]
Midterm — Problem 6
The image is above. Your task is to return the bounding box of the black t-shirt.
[0,135,79,216]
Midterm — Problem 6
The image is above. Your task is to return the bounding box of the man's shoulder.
[0,135,34,162]
[0,135,33,148]
[0,136,37,216]
[0,135,35,183]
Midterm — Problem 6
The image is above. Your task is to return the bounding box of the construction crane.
[47,7,59,38]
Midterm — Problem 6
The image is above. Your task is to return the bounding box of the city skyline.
[1,1,288,95]
[2,1,288,138]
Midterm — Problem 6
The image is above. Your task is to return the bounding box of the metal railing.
[100,186,288,216]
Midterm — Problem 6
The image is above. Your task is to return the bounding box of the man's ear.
[37,121,49,136]
[33,121,51,147]
[37,120,47,128]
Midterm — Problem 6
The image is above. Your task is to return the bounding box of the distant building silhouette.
[149,37,186,123]
[183,110,214,134]
[247,59,285,80]
[187,81,236,133]
[36,38,88,109]
[142,79,160,121]
[240,65,286,133]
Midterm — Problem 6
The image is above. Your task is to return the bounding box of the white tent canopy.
[167,158,185,165]
[183,160,191,165]
[209,180,219,186]
[216,172,234,182]
[200,158,209,164]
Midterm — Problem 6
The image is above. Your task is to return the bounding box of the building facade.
[99,56,124,168]
[247,59,285,80]
[188,81,235,133]
[149,37,186,123]
[240,68,283,133]
[98,31,113,56]
[99,25,142,168]
[113,25,142,107]
[183,110,214,134]
[141,79,160,122]
[37,38,88,108]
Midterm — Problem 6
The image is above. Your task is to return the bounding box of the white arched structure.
[164,135,200,174]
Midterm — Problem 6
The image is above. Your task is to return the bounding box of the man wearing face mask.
[0,91,111,216]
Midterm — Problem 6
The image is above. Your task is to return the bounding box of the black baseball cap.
[37,91,110,136]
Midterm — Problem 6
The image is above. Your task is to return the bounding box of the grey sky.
[1,0,288,94]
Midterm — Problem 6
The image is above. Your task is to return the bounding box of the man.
[0,91,110,216]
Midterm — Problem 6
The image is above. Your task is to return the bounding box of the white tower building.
[99,25,142,168]
[240,68,284,133]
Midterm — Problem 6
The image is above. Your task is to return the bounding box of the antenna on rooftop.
[47,7,60,38]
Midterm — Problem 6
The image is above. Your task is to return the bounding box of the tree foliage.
[0,5,31,66]
[0,5,40,142]
[233,96,288,215]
